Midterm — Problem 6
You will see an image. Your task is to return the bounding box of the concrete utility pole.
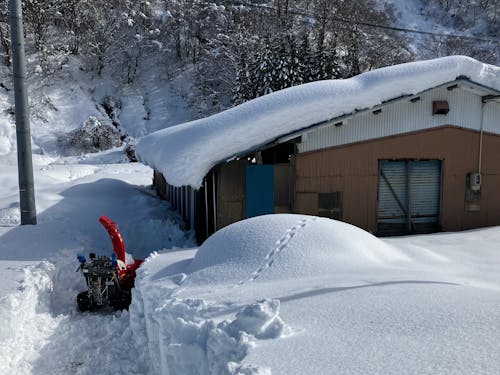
[9,0,37,225]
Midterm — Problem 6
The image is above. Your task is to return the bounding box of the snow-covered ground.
[135,216,500,375]
[0,49,499,374]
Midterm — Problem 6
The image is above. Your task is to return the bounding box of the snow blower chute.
[76,215,143,311]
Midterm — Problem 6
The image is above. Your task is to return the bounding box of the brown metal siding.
[479,134,500,228]
[217,161,294,228]
[295,126,500,233]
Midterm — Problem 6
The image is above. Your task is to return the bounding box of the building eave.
[276,77,500,145]
[203,77,500,179]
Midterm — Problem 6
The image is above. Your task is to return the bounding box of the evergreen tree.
[299,31,314,83]
[342,28,362,78]
[274,35,290,90]
[323,32,341,80]
[313,28,327,80]
[287,35,304,87]
[233,47,255,104]
[254,35,276,97]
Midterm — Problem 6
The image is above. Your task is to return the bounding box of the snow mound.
[187,214,408,285]
[136,56,500,188]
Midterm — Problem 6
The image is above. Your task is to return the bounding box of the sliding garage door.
[377,160,442,236]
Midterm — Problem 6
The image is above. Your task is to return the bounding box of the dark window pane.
[318,192,343,220]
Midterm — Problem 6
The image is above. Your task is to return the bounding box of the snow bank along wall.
[152,78,500,241]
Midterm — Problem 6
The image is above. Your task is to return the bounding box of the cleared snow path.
[0,219,194,375]
[0,259,147,375]
[0,243,154,375]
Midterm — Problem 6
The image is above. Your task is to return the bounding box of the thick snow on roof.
[136,56,500,188]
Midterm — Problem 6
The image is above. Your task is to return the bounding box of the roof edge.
[170,76,500,188]
[275,77,500,145]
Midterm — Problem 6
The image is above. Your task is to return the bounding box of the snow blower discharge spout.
[76,215,143,311]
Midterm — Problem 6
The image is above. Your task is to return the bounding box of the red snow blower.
[76,215,143,311]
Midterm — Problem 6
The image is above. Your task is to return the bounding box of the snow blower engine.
[76,215,143,311]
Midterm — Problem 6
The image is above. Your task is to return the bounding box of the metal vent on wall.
[432,101,449,115]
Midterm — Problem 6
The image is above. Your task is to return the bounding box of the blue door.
[245,165,274,218]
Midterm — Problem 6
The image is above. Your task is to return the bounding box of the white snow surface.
[187,215,409,284]
[1,52,500,375]
[135,215,500,375]
[136,55,500,188]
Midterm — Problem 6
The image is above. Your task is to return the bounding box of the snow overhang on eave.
[275,77,500,144]
[207,77,500,178]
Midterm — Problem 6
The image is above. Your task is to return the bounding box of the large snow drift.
[186,215,409,285]
[136,56,500,188]
[134,214,414,375]
[134,214,500,375]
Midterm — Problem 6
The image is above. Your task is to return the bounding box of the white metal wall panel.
[484,101,500,134]
[299,86,494,153]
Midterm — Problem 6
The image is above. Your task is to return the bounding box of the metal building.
[151,77,500,243]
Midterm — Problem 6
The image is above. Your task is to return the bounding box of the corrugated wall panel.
[484,101,500,134]
[377,161,407,224]
[299,86,485,153]
[377,160,441,235]
[409,160,441,225]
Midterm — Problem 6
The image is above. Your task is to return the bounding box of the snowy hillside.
[387,0,499,61]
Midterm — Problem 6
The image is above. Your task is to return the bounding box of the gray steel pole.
[9,0,36,225]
